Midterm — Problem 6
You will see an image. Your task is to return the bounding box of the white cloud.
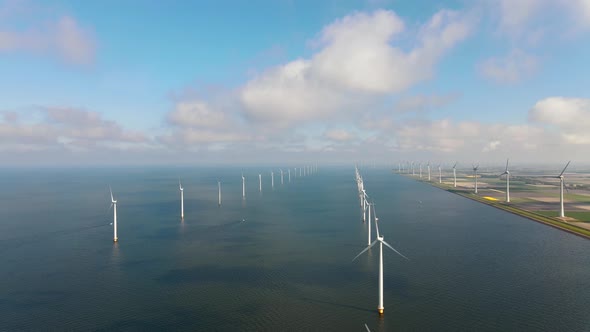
[0,107,147,152]
[479,49,539,83]
[239,9,471,126]
[529,97,590,144]
[0,3,95,65]
[324,129,356,142]
[483,140,501,152]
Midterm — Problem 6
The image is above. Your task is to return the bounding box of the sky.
[1,0,590,166]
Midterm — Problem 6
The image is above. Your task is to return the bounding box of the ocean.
[1,166,589,331]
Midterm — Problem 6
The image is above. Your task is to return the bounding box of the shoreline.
[399,173,590,240]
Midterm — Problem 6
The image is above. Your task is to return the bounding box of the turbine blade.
[505,158,509,172]
[453,161,457,168]
[109,186,113,202]
[381,240,410,260]
[558,160,571,177]
[365,323,371,332]
[352,240,379,261]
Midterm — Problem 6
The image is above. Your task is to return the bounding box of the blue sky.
[1,0,590,165]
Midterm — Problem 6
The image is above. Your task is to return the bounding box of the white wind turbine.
[419,163,422,179]
[179,179,184,219]
[242,173,246,199]
[259,174,262,192]
[472,164,479,194]
[367,201,373,246]
[452,162,458,188]
[280,169,284,185]
[288,169,291,182]
[109,187,118,242]
[500,158,510,203]
[271,170,274,189]
[438,164,442,184]
[218,180,222,206]
[411,162,415,176]
[353,206,408,315]
[427,162,431,181]
[556,161,571,218]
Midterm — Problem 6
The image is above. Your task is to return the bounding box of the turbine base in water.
[378,307,384,315]
[113,238,118,242]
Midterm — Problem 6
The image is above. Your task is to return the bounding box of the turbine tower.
[557,161,571,218]
[242,173,245,199]
[288,169,291,182]
[452,162,458,188]
[500,158,510,202]
[473,164,479,194]
[419,163,422,178]
[218,180,222,206]
[179,180,184,219]
[438,164,442,184]
[271,171,274,189]
[259,174,262,192]
[280,169,284,185]
[427,162,431,181]
[353,208,408,315]
[367,202,372,246]
[109,187,118,242]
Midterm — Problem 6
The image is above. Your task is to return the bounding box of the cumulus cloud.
[529,97,590,144]
[160,96,257,148]
[0,107,147,152]
[479,49,539,83]
[239,9,471,126]
[0,2,95,65]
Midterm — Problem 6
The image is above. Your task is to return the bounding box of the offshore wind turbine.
[472,164,479,194]
[242,173,246,199]
[259,174,262,192]
[500,158,510,202]
[288,169,291,182]
[179,179,184,219]
[419,163,422,179]
[280,169,284,185]
[556,161,571,218]
[411,162,415,176]
[367,202,372,246]
[452,162,458,187]
[438,164,442,184]
[271,171,274,189]
[109,187,118,242]
[353,207,408,315]
[427,162,431,181]
[218,180,222,206]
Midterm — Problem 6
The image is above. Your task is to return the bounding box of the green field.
[535,211,590,222]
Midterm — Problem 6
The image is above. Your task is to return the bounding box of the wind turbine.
[452,162,458,187]
[109,187,118,242]
[557,161,571,218]
[472,164,479,194]
[367,202,373,246]
[280,169,284,185]
[353,206,408,315]
[259,174,262,192]
[419,163,422,179]
[218,180,222,206]
[288,169,291,182]
[271,171,274,189]
[438,164,442,184]
[242,173,246,199]
[411,162,415,176]
[179,179,184,219]
[500,158,510,202]
[361,189,368,223]
[427,162,431,181]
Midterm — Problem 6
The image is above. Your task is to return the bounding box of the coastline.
[399,173,590,240]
